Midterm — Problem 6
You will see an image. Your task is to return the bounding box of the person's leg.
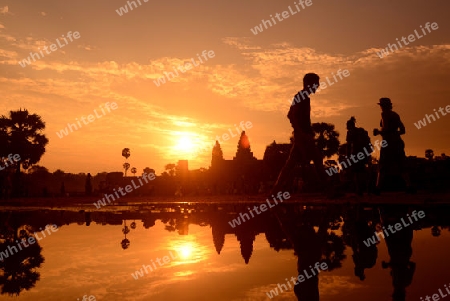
[271,140,301,193]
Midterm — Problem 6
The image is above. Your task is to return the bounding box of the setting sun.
[175,136,195,153]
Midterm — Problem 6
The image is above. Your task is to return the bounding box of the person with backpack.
[346,116,372,195]
[271,73,328,194]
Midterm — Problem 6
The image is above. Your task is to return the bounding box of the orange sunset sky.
[1,0,450,174]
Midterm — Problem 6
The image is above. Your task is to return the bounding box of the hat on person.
[378,98,392,106]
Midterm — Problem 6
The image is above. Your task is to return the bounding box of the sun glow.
[175,136,195,152]
[177,243,194,259]
[170,239,207,265]
[171,132,210,158]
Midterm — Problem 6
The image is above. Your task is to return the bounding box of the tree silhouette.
[425,149,434,161]
[122,148,130,160]
[123,162,130,177]
[131,167,137,177]
[165,164,176,177]
[143,167,155,175]
[311,122,340,159]
[0,228,45,296]
[0,109,48,173]
[0,109,48,196]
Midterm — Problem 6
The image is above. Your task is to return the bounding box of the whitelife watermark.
[215,121,253,146]
[266,261,328,299]
[375,22,439,58]
[363,210,425,247]
[250,0,313,35]
[0,153,21,171]
[115,0,149,16]
[18,31,81,68]
[420,283,450,301]
[0,225,59,262]
[93,172,156,209]
[131,250,178,279]
[414,105,450,129]
[325,139,387,176]
[153,50,215,87]
[228,191,290,228]
[288,69,350,106]
[56,102,118,138]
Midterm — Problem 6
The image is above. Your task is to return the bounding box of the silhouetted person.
[293,225,321,301]
[272,73,327,194]
[380,206,416,301]
[373,98,413,194]
[346,117,372,195]
[85,173,92,196]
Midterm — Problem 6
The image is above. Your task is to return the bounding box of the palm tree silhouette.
[0,109,49,196]
[121,220,130,250]
[425,149,434,160]
[131,167,137,177]
[122,148,130,160]
[123,163,130,177]
[0,227,45,296]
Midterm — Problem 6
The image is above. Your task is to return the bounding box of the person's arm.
[398,118,406,135]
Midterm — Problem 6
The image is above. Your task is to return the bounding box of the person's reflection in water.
[293,224,321,301]
[380,206,416,301]
[272,206,346,300]
[343,206,378,281]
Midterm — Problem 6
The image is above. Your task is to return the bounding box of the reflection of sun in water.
[178,243,194,260]
[170,240,207,265]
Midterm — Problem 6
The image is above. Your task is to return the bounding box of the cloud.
[0,6,12,15]
[77,44,98,51]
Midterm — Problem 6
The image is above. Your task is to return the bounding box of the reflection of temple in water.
[1,204,448,267]
[1,204,450,298]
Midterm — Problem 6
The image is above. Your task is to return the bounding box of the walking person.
[271,73,328,194]
[373,98,414,194]
[346,117,372,195]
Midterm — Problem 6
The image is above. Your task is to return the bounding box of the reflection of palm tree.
[130,221,136,230]
[425,149,434,161]
[121,220,130,250]
[0,229,44,296]
[121,238,130,250]
[431,225,441,237]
